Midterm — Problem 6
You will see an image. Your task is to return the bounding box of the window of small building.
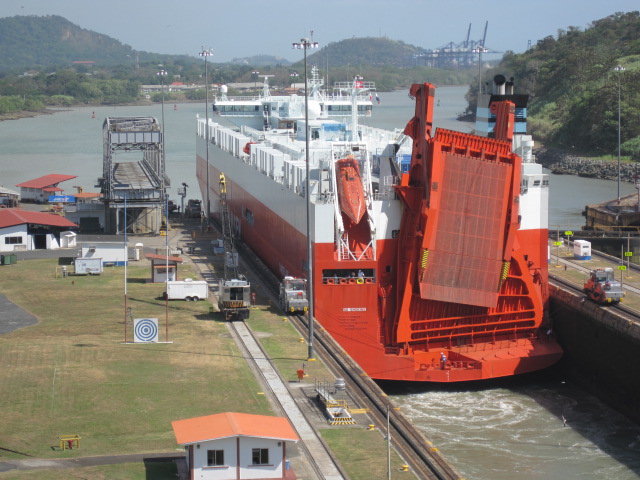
[207,449,224,466]
[252,448,269,465]
[5,236,23,245]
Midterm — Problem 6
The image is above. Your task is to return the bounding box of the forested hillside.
[0,15,161,72]
[470,11,640,158]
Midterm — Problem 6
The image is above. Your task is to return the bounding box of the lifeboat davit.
[336,157,366,224]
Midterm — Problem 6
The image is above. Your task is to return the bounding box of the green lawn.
[0,259,270,463]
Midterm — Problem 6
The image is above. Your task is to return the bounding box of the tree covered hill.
[473,11,640,157]
[0,15,177,73]
[306,37,422,67]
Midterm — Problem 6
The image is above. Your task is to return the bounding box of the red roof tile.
[0,209,78,229]
[145,253,184,263]
[16,174,77,189]
[172,412,299,445]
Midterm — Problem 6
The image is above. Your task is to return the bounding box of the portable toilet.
[573,240,591,260]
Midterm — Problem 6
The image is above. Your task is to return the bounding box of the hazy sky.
[2,0,638,62]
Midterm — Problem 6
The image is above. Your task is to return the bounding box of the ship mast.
[335,75,374,141]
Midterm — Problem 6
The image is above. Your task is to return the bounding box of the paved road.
[0,294,37,335]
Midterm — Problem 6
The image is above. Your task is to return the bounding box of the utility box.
[166,279,209,301]
[74,257,103,275]
[573,240,592,260]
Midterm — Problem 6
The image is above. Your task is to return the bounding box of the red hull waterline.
[197,82,562,382]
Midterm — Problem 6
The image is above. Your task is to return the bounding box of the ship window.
[392,230,399,239]
[533,180,541,186]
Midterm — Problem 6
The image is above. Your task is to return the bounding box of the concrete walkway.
[234,322,345,480]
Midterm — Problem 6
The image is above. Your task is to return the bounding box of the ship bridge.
[100,117,169,234]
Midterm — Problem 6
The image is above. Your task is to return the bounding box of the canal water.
[1,85,639,479]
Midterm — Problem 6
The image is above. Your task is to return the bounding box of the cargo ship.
[196,71,562,382]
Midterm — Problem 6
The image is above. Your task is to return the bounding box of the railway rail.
[232,239,462,480]
[183,223,461,479]
[549,273,640,323]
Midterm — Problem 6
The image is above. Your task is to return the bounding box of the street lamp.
[614,64,625,206]
[293,36,319,361]
[252,70,260,88]
[199,47,213,225]
[472,47,489,96]
[156,69,167,192]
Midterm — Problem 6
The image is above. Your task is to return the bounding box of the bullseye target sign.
[134,318,159,343]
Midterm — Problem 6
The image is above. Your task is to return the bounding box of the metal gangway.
[315,380,356,425]
[100,117,170,234]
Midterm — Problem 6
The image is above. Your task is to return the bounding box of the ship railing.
[322,275,375,285]
[338,236,374,261]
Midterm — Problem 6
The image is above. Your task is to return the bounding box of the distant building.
[172,412,299,480]
[0,209,78,252]
[0,186,20,207]
[16,174,77,203]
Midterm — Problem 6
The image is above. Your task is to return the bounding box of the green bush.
[622,136,640,161]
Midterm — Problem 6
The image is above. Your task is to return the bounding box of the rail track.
[183,220,462,479]
[232,239,462,480]
[549,273,640,323]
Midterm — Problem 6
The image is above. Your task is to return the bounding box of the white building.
[172,412,299,480]
[0,209,78,252]
[15,174,77,203]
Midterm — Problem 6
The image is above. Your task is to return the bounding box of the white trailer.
[74,257,103,275]
[165,279,209,301]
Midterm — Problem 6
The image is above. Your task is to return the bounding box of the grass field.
[0,257,420,479]
[0,258,271,476]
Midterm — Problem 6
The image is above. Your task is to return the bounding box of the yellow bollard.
[298,337,305,343]
[368,424,375,431]
[401,464,409,472]
[282,317,288,322]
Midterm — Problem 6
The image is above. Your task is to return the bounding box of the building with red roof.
[0,209,78,252]
[172,412,299,480]
[15,174,77,203]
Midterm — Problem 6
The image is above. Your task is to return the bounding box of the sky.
[2,0,639,63]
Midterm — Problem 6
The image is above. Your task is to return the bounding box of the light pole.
[614,64,625,206]
[289,72,299,89]
[472,47,489,96]
[156,69,167,193]
[199,47,213,225]
[293,36,319,361]
[252,70,259,88]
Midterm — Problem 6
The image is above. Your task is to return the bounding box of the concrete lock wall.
[550,285,640,424]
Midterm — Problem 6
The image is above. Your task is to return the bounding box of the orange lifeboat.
[336,157,366,224]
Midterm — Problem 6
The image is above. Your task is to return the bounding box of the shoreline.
[536,146,639,183]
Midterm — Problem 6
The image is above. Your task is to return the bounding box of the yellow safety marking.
[501,261,510,279]
[421,249,429,268]
[348,408,370,414]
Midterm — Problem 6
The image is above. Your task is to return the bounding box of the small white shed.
[80,242,127,266]
[172,412,299,480]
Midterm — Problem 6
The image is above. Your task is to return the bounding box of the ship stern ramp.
[387,83,559,381]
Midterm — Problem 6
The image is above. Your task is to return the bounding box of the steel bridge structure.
[100,116,169,235]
